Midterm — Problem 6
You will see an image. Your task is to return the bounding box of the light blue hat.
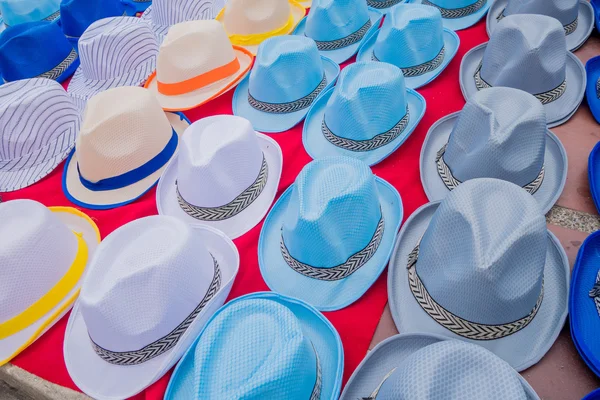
[165,292,344,400]
[0,0,60,28]
[292,0,383,64]
[341,334,540,400]
[303,61,425,166]
[232,35,339,133]
[357,4,459,89]
[389,178,569,371]
[408,0,489,30]
[259,157,403,311]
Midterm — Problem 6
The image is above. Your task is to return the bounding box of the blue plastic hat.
[570,230,600,378]
[165,292,344,400]
[589,142,600,213]
[259,157,403,311]
[408,0,490,31]
[0,21,79,83]
[592,0,600,31]
[0,0,60,28]
[586,56,600,125]
[357,4,459,89]
[232,36,339,133]
[303,61,426,166]
[292,0,383,64]
[584,389,600,400]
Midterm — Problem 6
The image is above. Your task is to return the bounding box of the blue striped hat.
[0,78,79,192]
[0,0,60,29]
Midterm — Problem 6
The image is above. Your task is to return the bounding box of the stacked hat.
[64,215,239,399]
[461,14,585,128]
[0,78,79,192]
[586,56,600,125]
[409,0,490,30]
[232,35,339,133]
[0,0,60,29]
[389,178,569,371]
[259,156,403,311]
[0,199,100,366]
[303,61,425,166]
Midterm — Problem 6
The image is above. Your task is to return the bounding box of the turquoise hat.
[357,4,459,89]
[0,0,60,28]
[303,61,425,166]
[293,0,383,64]
[165,292,344,400]
[408,0,490,31]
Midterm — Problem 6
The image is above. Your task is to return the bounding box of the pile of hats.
[0,0,598,398]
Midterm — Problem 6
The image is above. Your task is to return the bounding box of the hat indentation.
[496,8,578,35]
[422,0,487,19]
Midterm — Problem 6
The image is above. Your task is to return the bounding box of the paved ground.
[0,364,88,400]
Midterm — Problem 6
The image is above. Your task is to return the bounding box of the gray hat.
[460,14,585,127]
[341,334,540,400]
[420,87,567,213]
[487,0,594,52]
[388,178,569,371]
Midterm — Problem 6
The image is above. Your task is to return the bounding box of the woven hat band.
[312,19,372,51]
[249,74,327,114]
[422,0,487,18]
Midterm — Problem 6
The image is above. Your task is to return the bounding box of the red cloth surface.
[2,21,488,399]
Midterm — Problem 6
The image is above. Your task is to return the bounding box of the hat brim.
[586,56,600,126]
[486,0,594,52]
[64,224,239,400]
[292,9,383,64]
[388,201,570,371]
[340,333,540,400]
[232,56,339,133]
[156,125,283,239]
[459,43,586,128]
[302,86,425,166]
[62,112,189,210]
[356,28,460,89]
[419,111,567,214]
[408,0,490,30]
[259,177,403,311]
[145,48,254,112]
[0,207,100,366]
[164,291,344,400]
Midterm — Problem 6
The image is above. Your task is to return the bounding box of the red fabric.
[2,21,488,399]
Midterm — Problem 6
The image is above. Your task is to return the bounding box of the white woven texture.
[222,0,291,35]
[504,0,578,27]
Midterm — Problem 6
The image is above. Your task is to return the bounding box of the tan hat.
[216,0,306,55]
[62,86,189,210]
[145,20,254,112]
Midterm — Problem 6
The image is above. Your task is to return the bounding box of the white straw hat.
[145,20,254,112]
[62,86,189,210]
[157,115,283,239]
[64,215,239,400]
[0,199,100,366]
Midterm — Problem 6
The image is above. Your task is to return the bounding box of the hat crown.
[282,157,382,268]
[324,62,407,141]
[177,116,264,207]
[78,17,158,81]
[223,0,291,35]
[374,4,444,68]
[0,0,60,26]
[0,78,79,164]
[0,200,78,323]
[151,0,217,26]
[426,0,480,8]
[76,86,173,183]
[249,36,324,104]
[480,14,567,95]
[444,87,546,186]
[157,20,236,84]
[79,216,216,352]
[504,0,578,26]
[305,0,370,41]
[417,179,546,325]
[186,299,318,398]
[60,0,129,38]
[377,341,529,399]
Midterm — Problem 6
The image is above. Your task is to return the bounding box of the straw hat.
[145,20,254,112]
[0,199,100,366]
[64,215,239,399]
[157,115,283,239]
[62,86,189,210]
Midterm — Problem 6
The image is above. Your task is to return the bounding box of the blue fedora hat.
[303,61,425,166]
[259,157,403,311]
[0,21,78,83]
[593,0,600,31]
[293,0,383,64]
[586,56,600,125]
[408,0,490,31]
[121,0,151,14]
[357,4,459,89]
[585,389,600,400]
[165,292,344,400]
[589,142,600,213]
[232,35,339,133]
[0,0,60,28]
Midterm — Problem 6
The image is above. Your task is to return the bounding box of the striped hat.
[0,78,79,192]
[67,16,158,112]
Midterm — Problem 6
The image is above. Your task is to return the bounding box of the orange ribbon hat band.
[157,57,242,96]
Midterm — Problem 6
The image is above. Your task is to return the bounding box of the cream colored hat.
[62,86,190,210]
[145,20,254,112]
[215,0,306,55]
